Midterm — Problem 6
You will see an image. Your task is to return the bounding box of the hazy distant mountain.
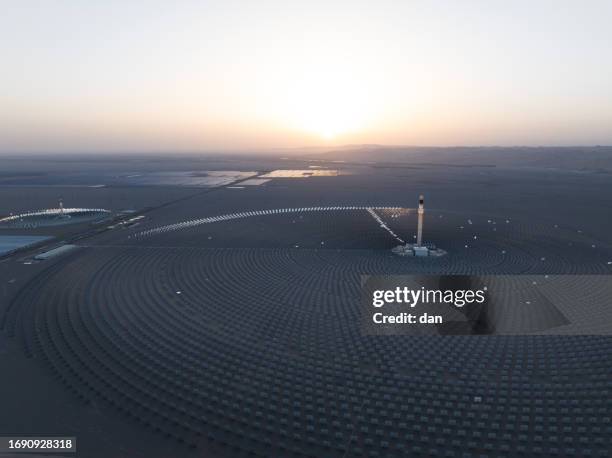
[298,145,612,172]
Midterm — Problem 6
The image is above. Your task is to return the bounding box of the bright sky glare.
[1,0,612,152]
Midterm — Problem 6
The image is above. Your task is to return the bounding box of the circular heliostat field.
[3,206,612,457]
[0,207,111,228]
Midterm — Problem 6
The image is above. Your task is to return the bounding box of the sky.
[1,0,612,153]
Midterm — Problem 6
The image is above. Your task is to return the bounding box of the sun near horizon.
[2,1,612,153]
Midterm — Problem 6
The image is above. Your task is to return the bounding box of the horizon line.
[1,144,612,157]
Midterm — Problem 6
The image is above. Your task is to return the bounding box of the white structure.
[413,246,429,257]
[417,194,424,246]
[391,194,447,257]
[34,244,78,260]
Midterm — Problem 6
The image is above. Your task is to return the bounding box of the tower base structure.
[392,242,447,257]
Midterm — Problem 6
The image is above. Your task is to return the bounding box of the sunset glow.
[2,1,612,152]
